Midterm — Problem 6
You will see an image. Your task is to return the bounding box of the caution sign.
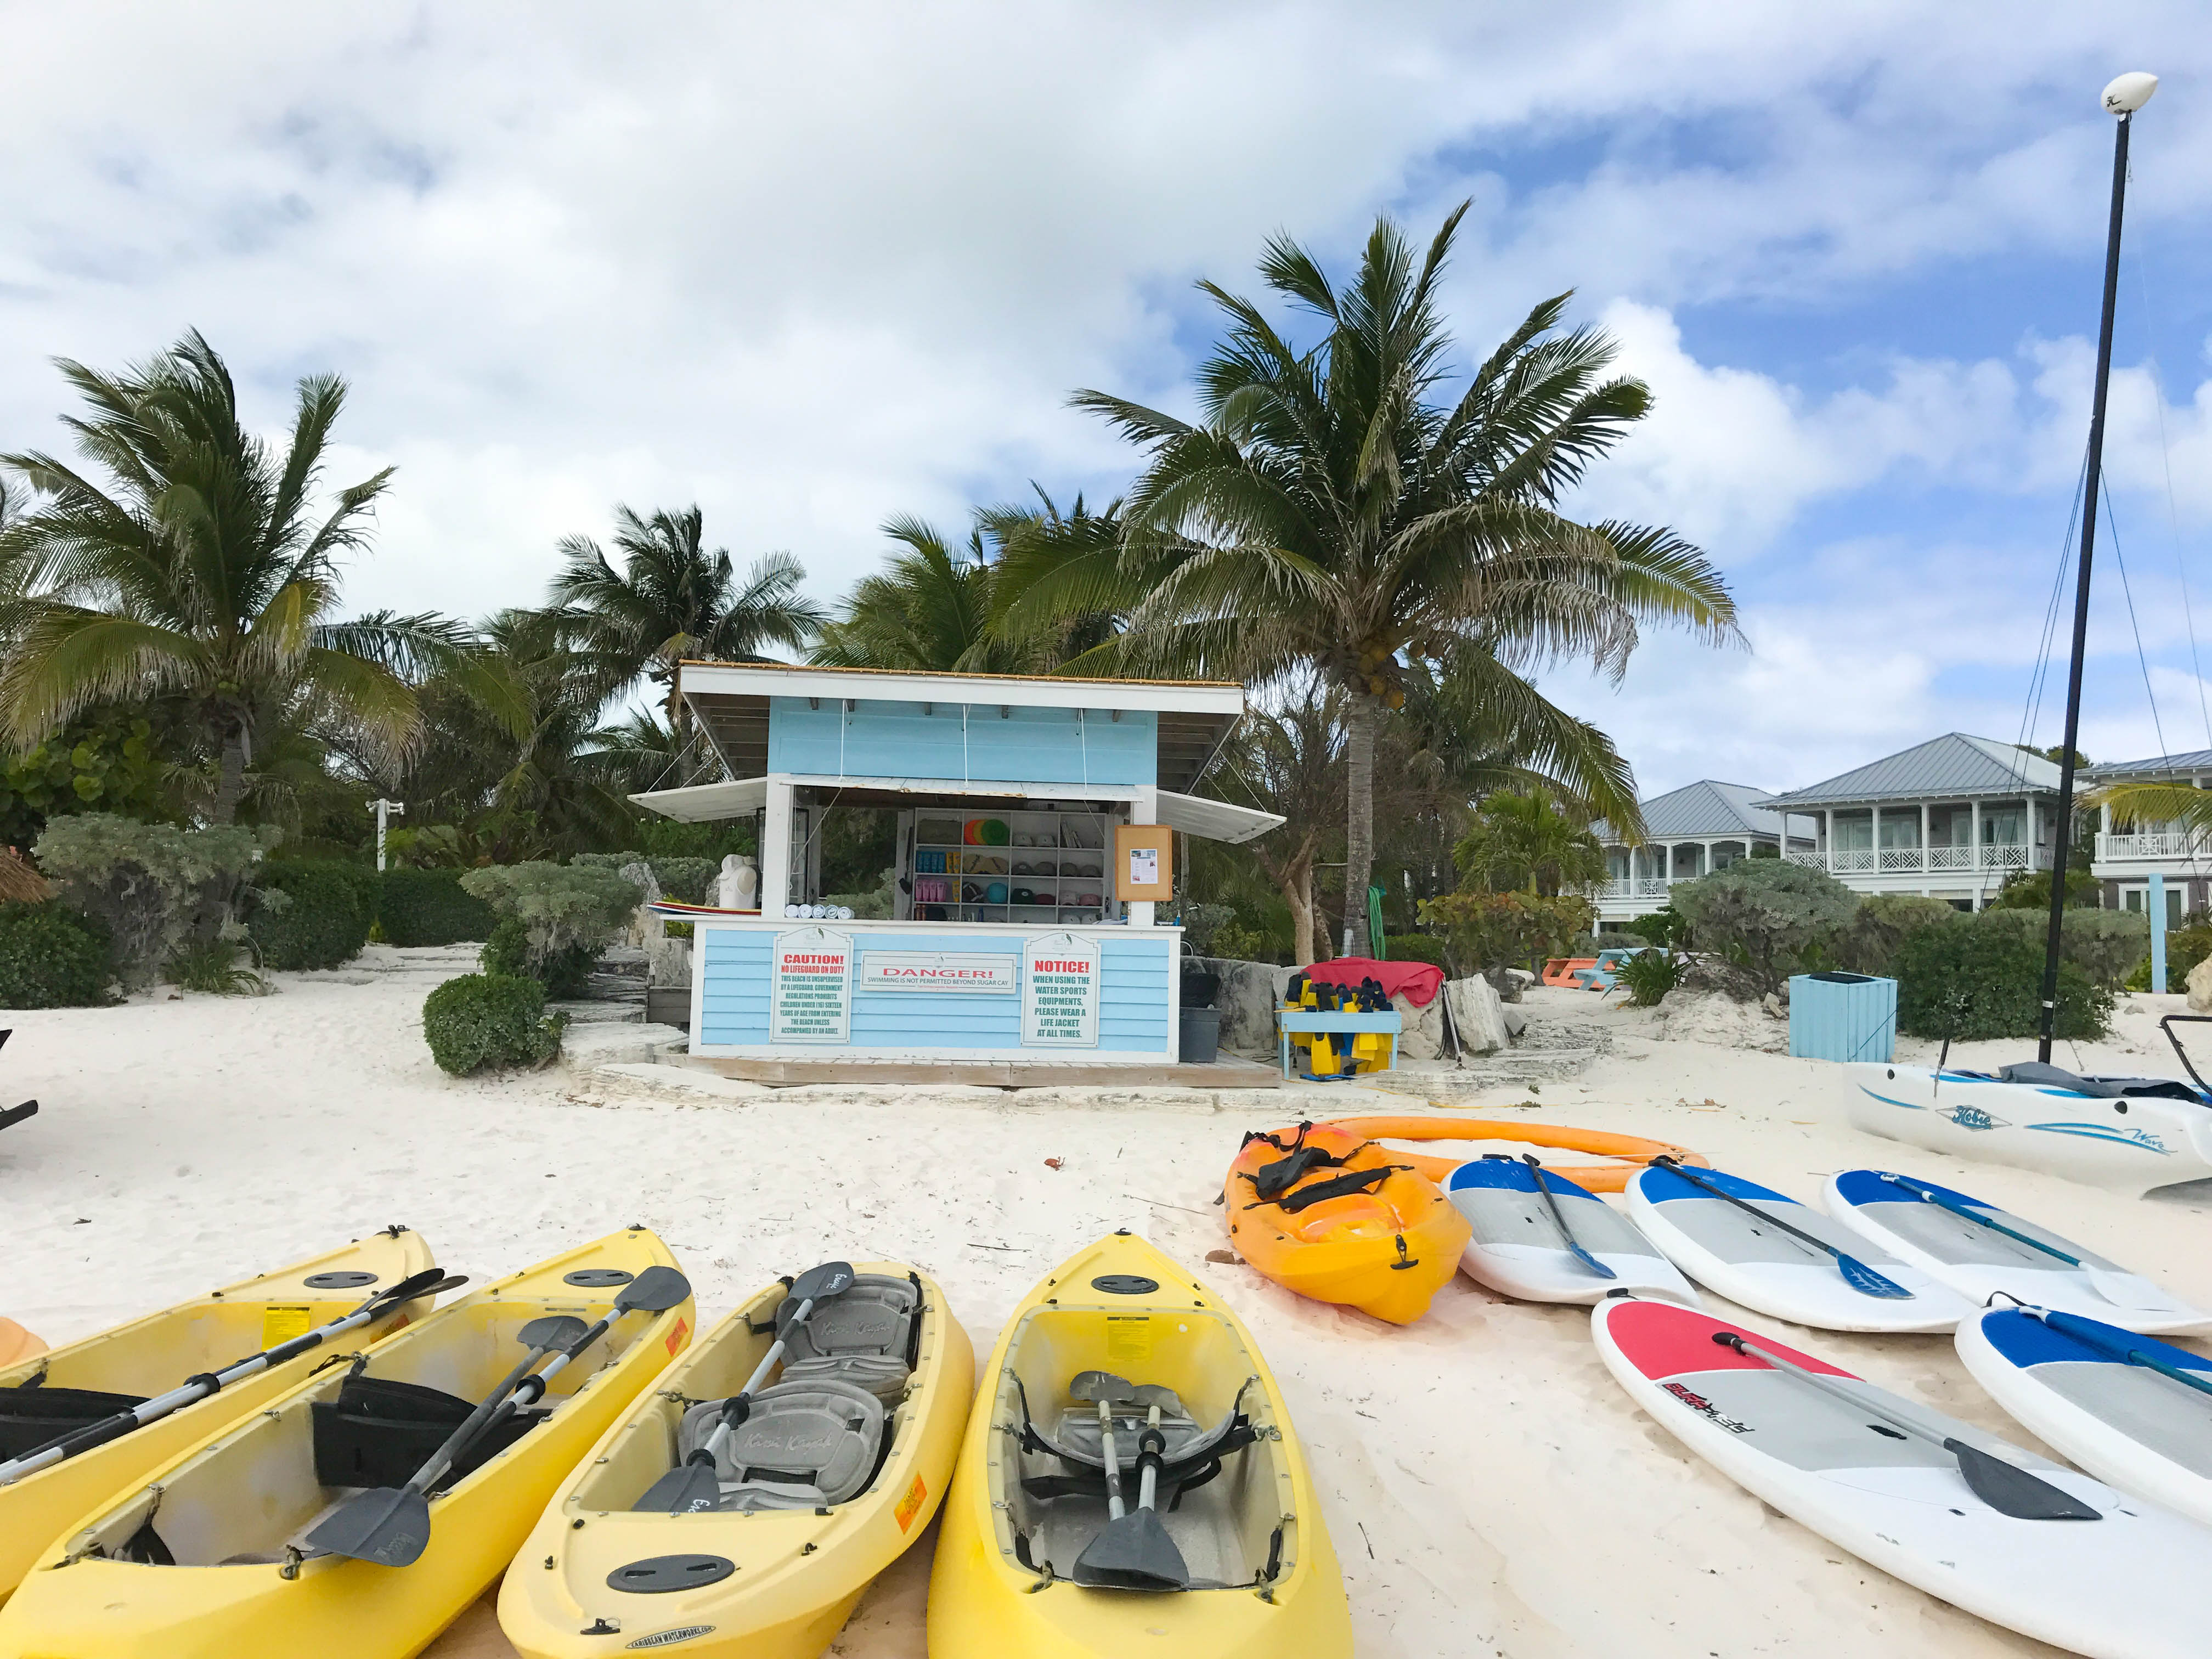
[1021,932,1099,1048]
[771,927,853,1044]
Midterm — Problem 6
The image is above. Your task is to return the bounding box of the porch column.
[1970,800,1982,905]
[1822,808,1832,867]
[1130,783,1158,930]
[761,776,795,914]
[1920,803,1929,868]
[1705,840,1716,874]
[1870,804,1880,867]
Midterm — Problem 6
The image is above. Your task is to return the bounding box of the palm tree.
[1003,206,1735,952]
[1217,687,1345,966]
[550,504,825,744]
[1453,789,1609,896]
[814,515,1014,673]
[0,332,456,823]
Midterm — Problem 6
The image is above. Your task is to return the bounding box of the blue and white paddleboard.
[1958,1306,2212,1528]
[1445,1158,1697,1306]
[1825,1170,2209,1334]
[1625,1164,1974,1332]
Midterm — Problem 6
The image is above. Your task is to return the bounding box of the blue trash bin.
[1787,972,1897,1063]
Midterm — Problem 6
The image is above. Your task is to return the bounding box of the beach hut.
[631,662,1282,1078]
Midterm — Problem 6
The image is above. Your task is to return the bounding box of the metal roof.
[1592,780,1816,845]
[1760,733,2060,808]
[2083,748,2212,779]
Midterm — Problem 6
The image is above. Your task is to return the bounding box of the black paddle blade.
[617,1266,692,1314]
[304,1485,433,1567]
[634,1461,721,1515]
[0,1100,35,1132]
[518,1314,591,1351]
[788,1261,855,1307]
[1072,1506,1192,1591]
[1942,1438,2101,1521]
[371,1267,455,1308]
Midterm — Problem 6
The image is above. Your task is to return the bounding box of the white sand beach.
[5,957,2209,1658]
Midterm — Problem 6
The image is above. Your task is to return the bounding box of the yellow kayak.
[0,1227,691,1658]
[500,1260,974,1657]
[0,1226,437,1605]
[927,1232,1351,1657]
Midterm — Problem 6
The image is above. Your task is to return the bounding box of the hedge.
[1893,919,2112,1040]
[422,973,565,1074]
[0,901,114,1008]
[1381,933,1452,970]
[480,916,598,1000]
[250,861,370,970]
[377,868,497,946]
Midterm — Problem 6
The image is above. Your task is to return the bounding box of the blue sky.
[2,4,2209,798]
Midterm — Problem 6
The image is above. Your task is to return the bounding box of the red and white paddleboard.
[1592,1295,2212,1658]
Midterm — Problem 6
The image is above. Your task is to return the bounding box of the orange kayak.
[0,1319,43,1369]
[1324,1116,1708,1194]
[1224,1122,1470,1325]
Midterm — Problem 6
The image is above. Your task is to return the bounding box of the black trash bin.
[1179,1007,1221,1065]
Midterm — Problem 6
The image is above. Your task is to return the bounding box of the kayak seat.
[0,1384,149,1460]
[312,1372,541,1492]
[675,1379,886,1513]
[1052,1402,1209,1469]
[1012,1377,1259,1509]
[776,1274,919,1403]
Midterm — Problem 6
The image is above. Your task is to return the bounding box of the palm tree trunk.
[212,723,247,825]
[1344,689,1380,956]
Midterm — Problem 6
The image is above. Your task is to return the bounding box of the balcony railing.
[1598,877,1679,900]
[2097,831,2204,861]
[1784,843,2043,877]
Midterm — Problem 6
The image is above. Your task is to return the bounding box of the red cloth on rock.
[1300,956,1444,1007]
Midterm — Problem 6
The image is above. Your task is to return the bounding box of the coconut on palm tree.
[1001,206,1734,952]
[0,331,458,823]
[549,505,824,755]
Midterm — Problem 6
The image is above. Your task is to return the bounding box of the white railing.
[1785,848,1825,869]
[1878,846,1924,872]
[1982,842,2029,871]
[1927,845,1975,870]
[1829,848,1876,872]
[1789,844,2042,877]
[2097,831,2203,861]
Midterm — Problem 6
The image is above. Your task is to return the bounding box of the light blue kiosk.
[631,661,1282,1080]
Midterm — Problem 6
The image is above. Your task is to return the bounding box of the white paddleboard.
[1444,1157,1697,1306]
[1594,1295,2212,1658]
[1624,1164,1973,1332]
[1825,1169,2209,1334]
[1957,1306,2212,1528]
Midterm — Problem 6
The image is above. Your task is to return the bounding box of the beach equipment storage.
[1787,971,1896,1063]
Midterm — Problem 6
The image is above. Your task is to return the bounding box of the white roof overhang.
[1153,789,1284,845]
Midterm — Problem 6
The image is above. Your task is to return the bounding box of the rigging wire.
[2016,456,2090,758]
[2102,490,2168,758]
[2126,231,2212,749]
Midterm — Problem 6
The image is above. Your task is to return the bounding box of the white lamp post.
[369,798,405,871]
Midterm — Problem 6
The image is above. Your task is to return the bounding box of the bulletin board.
[1113,823,1175,901]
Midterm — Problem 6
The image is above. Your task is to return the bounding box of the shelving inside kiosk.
[897,807,1115,924]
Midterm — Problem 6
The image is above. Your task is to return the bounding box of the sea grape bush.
[1418,890,1594,982]
[34,814,273,988]
[1667,860,1860,998]
[460,862,637,977]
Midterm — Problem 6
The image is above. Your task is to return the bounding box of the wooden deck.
[681,1053,1285,1089]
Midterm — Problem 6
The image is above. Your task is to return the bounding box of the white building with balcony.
[2083,748,2212,927]
[1589,780,1818,928]
[1758,733,2059,910]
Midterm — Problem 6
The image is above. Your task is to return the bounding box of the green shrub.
[164,936,267,996]
[35,814,273,988]
[1894,921,2111,1040]
[2129,911,2212,991]
[1991,865,2101,910]
[1668,860,1860,998]
[461,862,637,974]
[1381,932,1452,970]
[1972,906,2148,988]
[1637,905,1694,950]
[1419,890,1595,978]
[422,973,566,1074]
[1833,894,1960,975]
[377,868,496,946]
[1207,917,1275,963]
[1573,930,1650,953]
[249,861,370,971]
[0,902,114,1007]
[480,915,597,999]
[1614,949,1684,1007]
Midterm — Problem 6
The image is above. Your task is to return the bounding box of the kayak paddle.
[1874,1172,2160,1311]
[1523,1155,1616,1282]
[636,1260,854,1515]
[0,1266,461,1486]
[2026,1307,2212,1404]
[1711,1330,2099,1521]
[307,1313,589,1567]
[1651,1158,1912,1300]
[1070,1371,1192,1591]
[454,1266,692,1455]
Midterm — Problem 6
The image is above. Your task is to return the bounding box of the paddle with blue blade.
[1522,1155,1615,1282]
[1712,1331,2100,1521]
[1874,1172,2160,1311]
[1651,1157,1912,1300]
[2029,1308,2212,1403]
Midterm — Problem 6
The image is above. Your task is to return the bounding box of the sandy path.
[4,967,2209,1656]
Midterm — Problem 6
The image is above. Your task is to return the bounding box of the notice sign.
[771,927,853,1043]
[862,952,1017,994]
[1022,933,1100,1048]
[1128,847,1158,887]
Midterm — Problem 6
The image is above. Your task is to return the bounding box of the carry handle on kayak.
[1711,1331,2099,1522]
[2158,1015,2212,1096]
[0,1267,462,1486]
[1650,1158,1912,1300]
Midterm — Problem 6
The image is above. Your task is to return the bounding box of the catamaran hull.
[1842,1065,2212,1195]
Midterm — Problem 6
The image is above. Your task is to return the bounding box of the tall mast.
[2040,72,2157,1063]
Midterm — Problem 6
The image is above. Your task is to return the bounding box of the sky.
[3,3,2210,799]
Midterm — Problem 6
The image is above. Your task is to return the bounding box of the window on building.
[1981,804,2024,845]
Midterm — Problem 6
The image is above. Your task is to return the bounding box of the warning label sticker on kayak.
[261,1305,313,1347]
[665,1316,689,1355]
[1105,1315,1153,1365]
[895,1473,928,1532]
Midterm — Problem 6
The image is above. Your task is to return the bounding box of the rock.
[2190,952,2212,1013]
[1443,974,1511,1056]
[1392,991,1445,1061]
[1199,957,1295,1057]
[1502,1004,1527,1039]
[648,937,692,991]
[1499,967,1535,1001]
